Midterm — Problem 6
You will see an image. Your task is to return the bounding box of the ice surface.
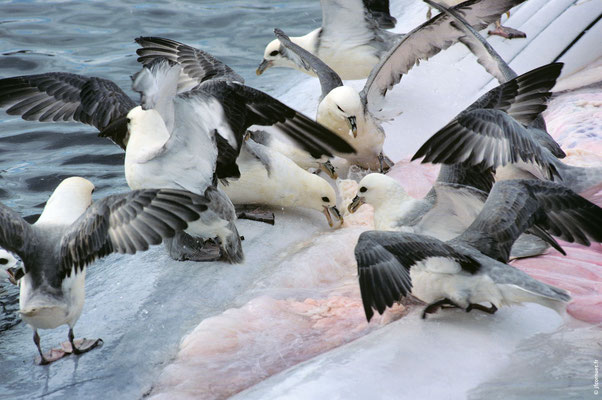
[1,0,601,399]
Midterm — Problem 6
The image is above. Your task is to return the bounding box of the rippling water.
[0,0,321,386]
[0,0,321,214]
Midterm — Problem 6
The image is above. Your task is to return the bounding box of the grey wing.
[0,72,135,148]
[451,179,602,263]
[58,189,209,276]
[412,108,559,180]
[360,0,525,110]
[202,80,356,158]
[467,63,563,125]
[274,29,343,99]
[136,36,244,92]
[320,0,381,43]
[363,0,396,29]
[435,162,496,193]
[356,230,480,321]
[425,0,517,83]
[0,204,36,269]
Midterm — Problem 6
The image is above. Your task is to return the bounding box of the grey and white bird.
[410,6,602,194]
[0,37,355,262]
[348,167,557,259]
[355,179,602,321]
[257,0,526,81]
[219,135,343,227]
[0,177,210,364]
[267,0,528,173]
[257,0,403,80]
[412,62,566,181]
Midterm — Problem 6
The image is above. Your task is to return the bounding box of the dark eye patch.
[359,187,367,193]
[322,196,330,202]
[337,105,344,112]
[269,50,279,57]
[0,258,8,265]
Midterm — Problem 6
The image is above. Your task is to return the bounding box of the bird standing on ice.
[0,177,210,364]
[355,179,602,321]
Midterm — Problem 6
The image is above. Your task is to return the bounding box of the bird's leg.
[488,19,526,39]
[378,153,394,174]
[318,161,338,179]
[421,298,460,319]
[164,232,222,262]
[34,330,49,365]
[466,303,498,314]
[67,327,103,355]
[236,206,275,225]
[33,330,68,365]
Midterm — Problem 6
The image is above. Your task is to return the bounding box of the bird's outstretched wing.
[355,230,480,321]
[361,0,526,110]
[452,179,602,263]
[136,36,244,92]
[412,108,559,180]
[0,72,136,148]
[58,189,209,277]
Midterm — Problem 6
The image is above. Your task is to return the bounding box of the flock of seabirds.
[0,0,601,366]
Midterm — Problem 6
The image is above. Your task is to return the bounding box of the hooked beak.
[347,116,358,138]
[323,205,344,228]
[6,267,22,286]
[256,59,273,75]
[319,161,338,179]
[348,195,365,213]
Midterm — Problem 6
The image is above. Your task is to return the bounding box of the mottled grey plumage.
[355,179,602,321]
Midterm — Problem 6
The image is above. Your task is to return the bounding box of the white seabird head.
[321,86,363,137]
[348,173,407,213]
[256,39,285,75]
[35,177,95,226]
[0,249,21,285]
[304,175,343,228]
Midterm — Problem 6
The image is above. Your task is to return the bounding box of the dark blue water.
[0,1,324,398]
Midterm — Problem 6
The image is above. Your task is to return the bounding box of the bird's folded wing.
[355,230,479,321]
[58,189,209,276]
